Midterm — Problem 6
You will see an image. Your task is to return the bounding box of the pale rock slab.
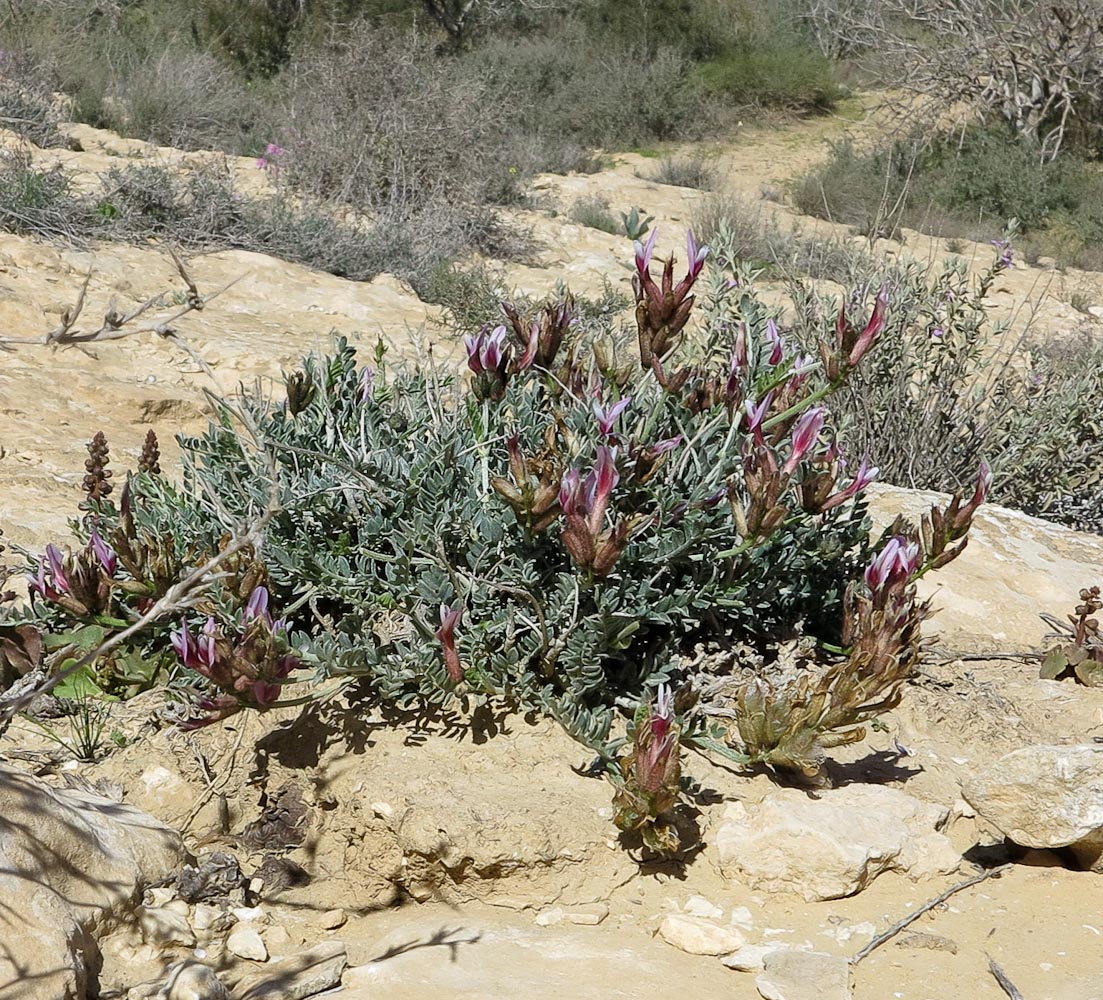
[866,484,1103,653]
[227,926,269,962]
[716,785,961,901]
[233,942,348,1000]
[0,763,186,1000]
[683,895,724,920]
[139,906,197,948]
[755,949,852,1000]
[161,961,230,1000]
[658,914,746,956]
[961,744,1103,868]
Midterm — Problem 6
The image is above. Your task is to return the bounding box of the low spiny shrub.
[3,233,988,853]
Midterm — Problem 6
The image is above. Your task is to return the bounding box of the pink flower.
[847,285,889,367]
[782,407,826,475]
[971,461,992,508]
[592,396,632,436]
[821,457,879,510]
[864,536,920,592]
[435,604,465,683]
[464,325,511,376]
[45,545,70,594]
[559,468,583,516]
[88,527,117,575]
[765,318,785,365]
[634,228,659,278]
[685,229,708,280]
[744,391,775,434]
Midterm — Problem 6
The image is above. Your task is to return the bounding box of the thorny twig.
[0,248,242,350]
[989,958,1027,1000]
[850,864,1012,965]
[0,253,283,727]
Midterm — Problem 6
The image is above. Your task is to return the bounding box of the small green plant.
[647,154,717,190]
[1039,586,1103,687]
[568,196,620,235]
[621,206,655,241]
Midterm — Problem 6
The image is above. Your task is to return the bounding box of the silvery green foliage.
[124,269,876,753]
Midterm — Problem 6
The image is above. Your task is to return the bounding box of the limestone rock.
[319,908,347,930]
[227,926,269,962]
[657,914,746,956]
[139,906,197,948]
[755,949,852,1000]
[961,745,1103,868]
[233,942,348,1000]
[716,785,960,901]
[161,962,229,1000]
[0,763,186,1000]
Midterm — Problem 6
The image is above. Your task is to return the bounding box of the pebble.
[684,896,724,920]
[319,908,347,930]
[721,944,778,973]
[191,904,226,932]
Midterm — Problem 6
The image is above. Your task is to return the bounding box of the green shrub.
[0,50,67,148]
[5,231,994,851]
[280,24,520,212]
[793,130,1103,266]
[692,191,884,284]
[696,39,842,111]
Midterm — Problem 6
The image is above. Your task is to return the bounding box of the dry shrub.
[280,23,518,213]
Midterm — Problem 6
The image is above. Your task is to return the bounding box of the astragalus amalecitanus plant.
[3,231,988,853]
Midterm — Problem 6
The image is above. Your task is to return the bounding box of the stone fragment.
[227,926,269,962]
[233,942,348,1000]
[961,745,1103,868]
[722,944,779,973]
[146,887,176,908]
[729,906,755,930]
[755,949,851,1000]
[561,903,609,925]
[716,785,960,901]
[684,895,724,920]
[658,914,746,956]
[140,906,197,948]
[262,925,293,954]
[192,904,230,933]
[319,908,347,930]
[162,961,230,1000]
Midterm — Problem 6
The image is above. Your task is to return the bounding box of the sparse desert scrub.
[792,131,1103,268]
[1,232,987,854]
